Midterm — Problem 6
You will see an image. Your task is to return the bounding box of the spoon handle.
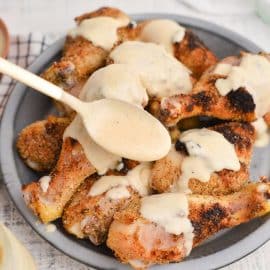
[0,57,83,111]
[0,57,64,100]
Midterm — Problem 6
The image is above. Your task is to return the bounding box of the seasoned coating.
[151,122,255,195]
[22,138,96,223]
[107,182,270,269]
[173,30,218,78]
[135,21,217,78]
[16,116,70,172]
[62,160,141,245]
[157,55,259,127]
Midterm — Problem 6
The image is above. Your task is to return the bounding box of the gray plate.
[1,13,269,270]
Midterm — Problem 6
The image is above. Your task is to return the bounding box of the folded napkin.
[0,33,60,115]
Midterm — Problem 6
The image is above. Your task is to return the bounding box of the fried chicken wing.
[151,122,255,195]
[107,182,270,269]
[16,116,70,172]
[62,161,150,245]
[156,55,258,127]
[22,138,96,223]
[62,177,139,245]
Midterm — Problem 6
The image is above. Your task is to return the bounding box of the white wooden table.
[1,0,270,269]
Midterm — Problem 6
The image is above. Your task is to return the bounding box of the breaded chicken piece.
[135,21,217,78]
[155,55,258,127]
[107,182,270,269]
[42,7,133,103]
[22,138,96,223]
[16,116,70,172]
[62,160,144,245]
[151,122,255,195]
[63,179,138,245]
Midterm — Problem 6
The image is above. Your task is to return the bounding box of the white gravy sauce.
[215,54,270,118]
[88,163,151,199]
[139,19,186,54]
[79,64,148,107]
[39,176,51,193]
[214,63,232,76]
[140,193,194,255]
[64,116,121,175]
[177,128,240,193]
[252,118,270,147]
[69,16,129,50]
[110,41,192,98]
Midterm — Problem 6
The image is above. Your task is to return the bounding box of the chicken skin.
[16,116,70,172]
[107,182,270,269]
[151,122,255,195]
[22,138,96,223]
[156,54,263,127]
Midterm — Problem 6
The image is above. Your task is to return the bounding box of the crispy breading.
[16,116,70,172]
[62,160,140,245]
[107,182,270,269]
[173,30,218,78]
[63,178,139,245]
[22,138,96,223]
[151,122,255,195]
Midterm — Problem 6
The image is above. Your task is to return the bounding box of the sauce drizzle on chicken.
[139,19,186,54]
[176,129,240,192]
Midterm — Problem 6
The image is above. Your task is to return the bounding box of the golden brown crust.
[173,30,218,78]
[22,138,96,223]
[151,122,255,195]
[16,116,70,172]
[107,182,270,268]
[63,177,139,245]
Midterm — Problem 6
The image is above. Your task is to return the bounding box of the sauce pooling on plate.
[215,54,270,147]
[140,193,194,255]
[139,19,186,54]
[176,129,240,193]
[69,16,129,50]
[110,41,192,97]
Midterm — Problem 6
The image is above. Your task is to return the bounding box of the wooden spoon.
[0,57,171,161]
